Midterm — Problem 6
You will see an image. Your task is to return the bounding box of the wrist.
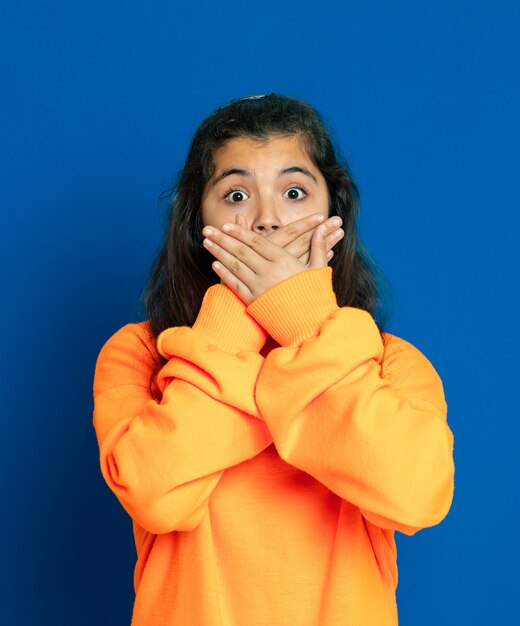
[246,266,339,347]
[191,283,268,353]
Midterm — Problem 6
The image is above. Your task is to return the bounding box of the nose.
[253,222,279,234]
[250,196,282,235]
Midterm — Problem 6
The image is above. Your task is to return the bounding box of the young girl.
[93,93,455,625]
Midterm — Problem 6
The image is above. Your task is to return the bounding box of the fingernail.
[319,225,327,235]
[222,223,233,232]
[202,227,214,236]
[331,217,341,227]
[315,215,325,222]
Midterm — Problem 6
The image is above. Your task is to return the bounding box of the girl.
[93,93,455,625]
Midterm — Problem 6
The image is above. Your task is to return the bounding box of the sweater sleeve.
[246,266,455,536]
[93,284,273,535]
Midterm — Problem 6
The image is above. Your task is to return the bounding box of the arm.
[246,266,455,536]
[93,284,273,535]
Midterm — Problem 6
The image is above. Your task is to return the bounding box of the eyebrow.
[210,165,318,187]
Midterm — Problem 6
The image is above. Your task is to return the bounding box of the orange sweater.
[93,266,455,626]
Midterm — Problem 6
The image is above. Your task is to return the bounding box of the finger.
[267,213,327,249]
[309,223,329,269]
[301,249,333,264]
[204,223,284,268]
[285,222,345,259]
[298,250,310,265]
[290,226,343,265]
[285,219,343,258]
[203,236,257,281]
[211,261,253,304]
[326,227,344,251]
[284,230,313,259]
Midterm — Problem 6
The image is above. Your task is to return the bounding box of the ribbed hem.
[246,266,339,347]
[190,284,268,353]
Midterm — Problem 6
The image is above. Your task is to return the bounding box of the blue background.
[2,1,518,624]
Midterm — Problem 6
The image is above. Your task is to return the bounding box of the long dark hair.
[145,93,393,349]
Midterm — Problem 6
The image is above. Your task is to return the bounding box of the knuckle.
[250,236,261,247]
[231,260,240,273]
[286,227,297,238]
[235,245,247,258]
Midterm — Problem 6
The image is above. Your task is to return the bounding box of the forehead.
[213,135,312,168]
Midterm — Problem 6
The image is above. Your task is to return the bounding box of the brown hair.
[144,93,393,363]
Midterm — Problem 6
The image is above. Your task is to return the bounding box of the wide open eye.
[283,187,308,200]
[224,189,250,203]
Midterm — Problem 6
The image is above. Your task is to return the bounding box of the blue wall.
[2,1,517,624]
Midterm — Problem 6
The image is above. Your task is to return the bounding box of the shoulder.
[380,331,447,413]
[380,331,435,373]
[94,321,161,395]
[97,321,159,365]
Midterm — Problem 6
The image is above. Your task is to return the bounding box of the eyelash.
[222,184,310,202]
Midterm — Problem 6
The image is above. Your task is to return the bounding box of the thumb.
[308,224,328,269]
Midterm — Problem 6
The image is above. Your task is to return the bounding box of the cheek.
[316,190,330,219]
[201,197,238,229]
[323,190,332,218]
[200,200,215,228]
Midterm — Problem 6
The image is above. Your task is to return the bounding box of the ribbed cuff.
[189,283,268,353]
[246,266,340,347]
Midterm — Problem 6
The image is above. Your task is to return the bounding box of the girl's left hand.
[202,220,329,304]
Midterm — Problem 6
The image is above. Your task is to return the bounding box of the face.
[201,135,330,233]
